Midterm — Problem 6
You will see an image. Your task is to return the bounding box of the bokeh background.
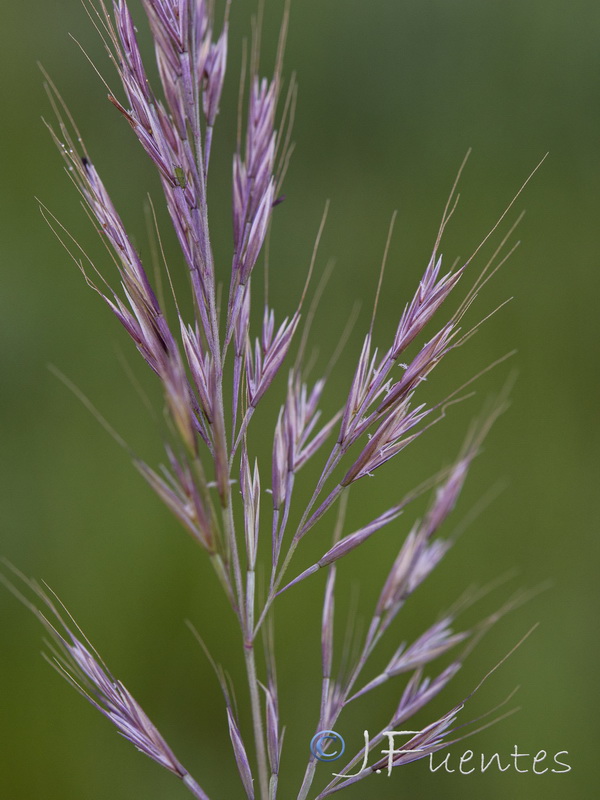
[1,1,598,798]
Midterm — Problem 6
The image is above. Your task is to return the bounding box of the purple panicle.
[23,2,532,799]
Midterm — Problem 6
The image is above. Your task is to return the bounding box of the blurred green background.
[1,1,598,798]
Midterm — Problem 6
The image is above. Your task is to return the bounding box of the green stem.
[245,642,270,800]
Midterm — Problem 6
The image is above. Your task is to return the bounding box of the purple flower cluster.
[6,2,536,799]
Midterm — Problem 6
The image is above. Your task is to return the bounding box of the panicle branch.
[1,566,211,800]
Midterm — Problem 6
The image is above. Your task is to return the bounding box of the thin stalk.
[297,617,383,800]
[272,446,344,589]
[223,499,245,619]
[209,552,238,616]
[244,484,270,800]
[297,760,317,800]
[183,773,212,800]
[245,642,270,800]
